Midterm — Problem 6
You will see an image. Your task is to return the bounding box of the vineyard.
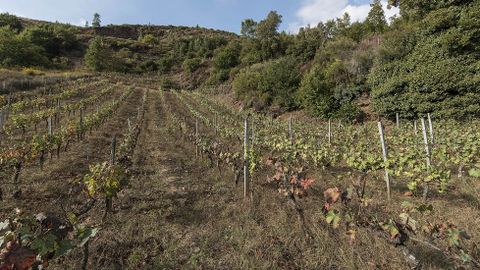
[0,75,479,269]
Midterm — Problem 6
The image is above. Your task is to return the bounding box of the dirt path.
[71,89,241,269]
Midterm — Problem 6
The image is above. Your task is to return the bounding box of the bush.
[296,64,336,118]
[369,2,480,120]
[0,27,50,68]
[213,42,240,70]
[52,56,70,69]
[84,37,117,72]
[233,56,300,111]
[0,13,23,32]
[207,69,230,85]
[182,57,202,74]
[139,59,158,72]
[141,34,157,45]
[334,102,364,122]
[157,56,174,73]
[21,24,78,58]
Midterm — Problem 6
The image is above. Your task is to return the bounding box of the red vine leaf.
[324,187,341,204]
[300,178,315,190]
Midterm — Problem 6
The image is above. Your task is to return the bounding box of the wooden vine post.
[111,135,117,165]
[414,120,418,136]
[105,135,117,215]
[427,113,434,145]
[48,116,53,136]
[55,99,60,126]
[377,121,391,201]
[5,93,10,121]
[288,117,293,143]
[328,119,332,145]
[243,117,250,199]
[421,118,431,201]
[195,118,199,157]
[396,113,400,128]
[0,110,3,133]
[79,108,84,140]
[251,117,255,146]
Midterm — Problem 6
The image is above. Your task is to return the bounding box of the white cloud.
[289,0,399,33]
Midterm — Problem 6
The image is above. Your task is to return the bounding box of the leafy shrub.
[84,37,125,72]
[139,59,158,72]
[206,69,230,85]
[213,42,240,70]
[369,2,480,120]
[52,57,70,69]
[334,102,364,122]
[157,55,175,74]
[182,57,202,74]
[296,64,336,118]
[0,13,23,32]
[0,27,50,68]
[233,56,300,111]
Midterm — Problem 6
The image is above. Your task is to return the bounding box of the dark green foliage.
[365,0,387,33]
[182,57,202,74]
[334,102,364,122]
[84,37,122,72]
[0,13,23,32]
[208,41,241,83]
[370,0,480,119]
[92,13,101,28]
[241,19,257,38]
[238,11,289,64]
[0,27,50,67]
[21,24,78,57]
[213,42,240,70]
[296,64,336,118]
[255,11,282,40]
[157,55,175,73]
[287,26,326,62]
[233,57,300,111]
[139,59,158,72]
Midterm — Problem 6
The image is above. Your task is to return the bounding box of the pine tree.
[365,0,387,33]
[241,19,257,38]
[84,37,111,71]
[92,13,101,28]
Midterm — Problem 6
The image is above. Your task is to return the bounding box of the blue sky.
[0,0,398,33]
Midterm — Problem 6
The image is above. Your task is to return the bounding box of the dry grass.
[1,81,478,269]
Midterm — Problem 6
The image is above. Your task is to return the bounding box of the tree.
[296,64,335,118]
[213,42,240,70]
[21,24,78,57]
[256,11,282,40]
[233,57,300,111]
[0,13,23,33]
[92,13,101,28]
[388,0,436,20]
[369,1,480,119]
[84,37,112,71]
[241,19,257,38]
[85,21,89,28]
[365,0,387,33]
[182,57,202,74]
[0,27,50,67]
